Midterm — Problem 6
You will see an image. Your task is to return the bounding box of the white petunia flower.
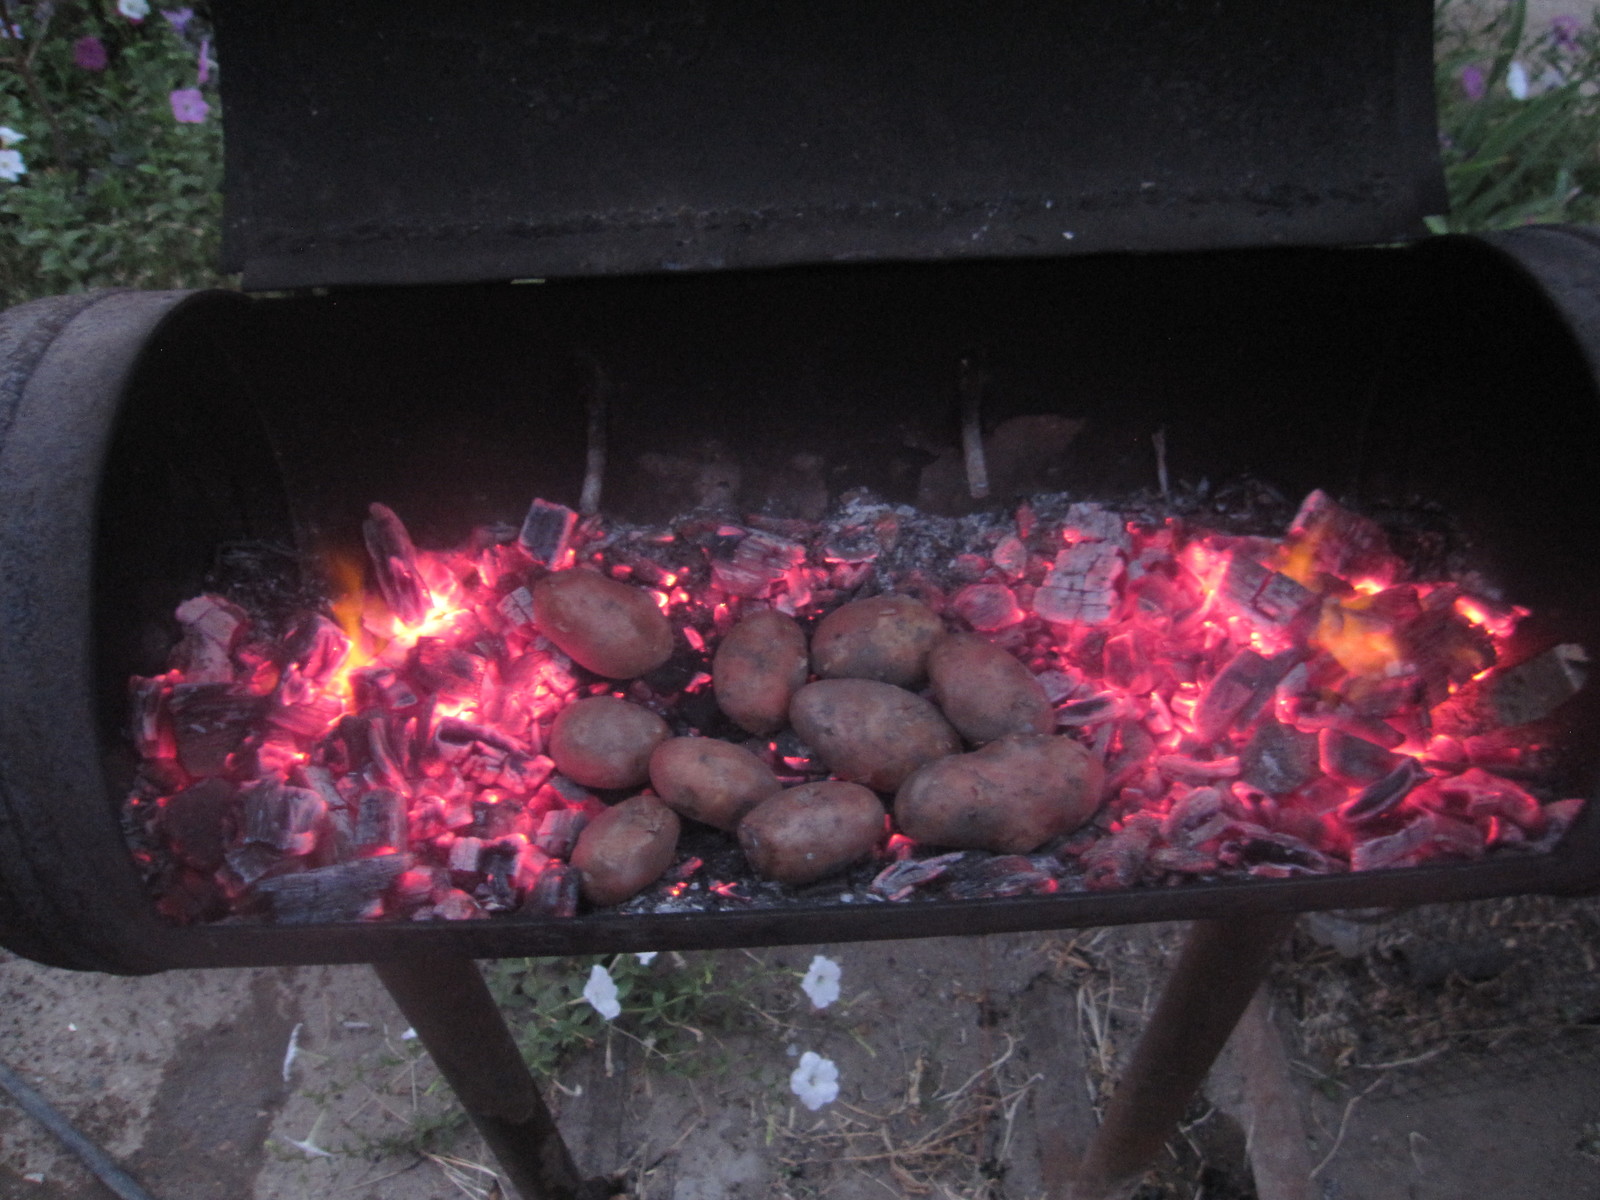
[635,951,658,965]
[789,1051,840,1111]
[1507,60,1530,100]
[0,150,25,183]
[0,127,23,147]
[583,963,621,1020]
[800,954,842,1009]
[118,0,152,18]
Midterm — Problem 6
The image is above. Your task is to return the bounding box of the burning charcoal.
[992,535,1028,578]
[533,808,588,858]
[1239,720,1320,797]
[389,866,441,913]
[1034,541,1124,626]
[1429,767,1546,832]
[469,795,526,840]
[476,840,535,912]
[1219,824,1335,873]
[1156,755,1239,784]
[251,853,411,923]
[159,779,238,870]
[286,615,349,687]
[1400,607,1497,706]
[1286,490,1401,584]
[1528,797,1586,852]
[416,889,488,921]
[1318,729,1403,787]
[1216,557,1317,633]
[411,638,486,701]
[1160,786,1226,843]
[168,683,267,778]
[173,593,249,684]
[448,835,486,884]
[243,779,326,856]
[1350,816,1435,871]
[868,851,969,901]
[941,855,1060,900]
[355,787,407,851]
[1055,694,1116,727]
[1430,643,1589,738]
[1081,814,1161,889]
[1291,701,1405,750]
[498,585,538,630]
[436,716,526,756]
[710,531,808,597]
[821,524,883,565]
[519,497,578,566]
[1063,502,1132,548]
[1341,758,1429,825]
[352,668,422,714]
[224,842,284,888]
[1190,648,1299,744]
[363,502,431,627]
[951,583,1024,632]
[1149,846,1219,875]
[130,675,175,760]
[523,862,580,918]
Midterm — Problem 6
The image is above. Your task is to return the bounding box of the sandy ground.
[4,905,1600,1200]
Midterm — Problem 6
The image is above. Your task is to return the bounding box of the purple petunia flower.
[169,87,210,124]
[162,7,195,33]
[1460,63,1487,101]
[73,35,108,71]
[197,36,212,84]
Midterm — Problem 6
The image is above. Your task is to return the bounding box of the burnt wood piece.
[1342,758,1430,825]
[159,779,239,871]
[242,779,326,855]
[363,502,430,627]
[251,852,411,923]
[172,593,248,684]
[1190,648,1298,745]
[1035,541,1124,627]
[1239,720,1320,797]
[1216,557,1317,633]
[1401,607,1497,706]
[1318,729,1404,787]
[519,497,578,566]
[710,530,806,598]
[523,862,579,918]
[1288,489,1399,582]
[167,683,267,778]
[355,788,407,852]
[1431,643,1589,737]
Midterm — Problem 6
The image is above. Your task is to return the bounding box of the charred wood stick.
[959,356,990,500]
[579,363,609,516]
[363,502,430,627]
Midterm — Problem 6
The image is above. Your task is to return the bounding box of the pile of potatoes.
[537,570,1105,907]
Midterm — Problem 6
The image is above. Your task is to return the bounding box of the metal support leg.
[374,954,613,1200]
[1065,913,1297,1200]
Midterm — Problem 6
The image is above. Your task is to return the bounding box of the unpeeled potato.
[549,696,669,790]
[532,568,674,679]
[810,594,944,687]
[712,609,809,734]
[928,633,1053,744]
[789,679,960,792]
[738,781,886,885]
[570,794,681,906]
[649,737,781,831]
[894,733,1105,853]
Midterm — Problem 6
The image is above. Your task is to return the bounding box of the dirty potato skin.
[549,696,670,790]
[738,781,886,885]
[531,568,674,679]
[810,594,945,687]
[649,737,782,831]
[789,679,960,793]
[928,633,1054,745]
[571,794,681,906]
[712,609,810,734]
[894,733,1105,853]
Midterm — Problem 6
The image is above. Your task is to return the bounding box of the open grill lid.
[214,0,1447,291]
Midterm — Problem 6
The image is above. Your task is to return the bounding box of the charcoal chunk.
[160,779,239,871]
[251,853,411,923]
[1240,721,1320,797]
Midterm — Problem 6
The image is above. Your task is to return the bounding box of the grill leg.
[1064,913,1297,1200]
[373,954,613,1200]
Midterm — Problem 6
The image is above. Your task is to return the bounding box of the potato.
[789,679,960,793]
[571,794,681,906]
[811,594,944,687]
[532,568,674,679]
[649,737,781,831]
[894,733,1105,853]
[712,609,809,734]
[549,696,670,790]
[928,633,1053,744]
[738,781,886,885]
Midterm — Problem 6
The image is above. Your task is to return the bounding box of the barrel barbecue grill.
[3,3,1600,1196]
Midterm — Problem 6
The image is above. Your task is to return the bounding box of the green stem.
[0,0,70,169]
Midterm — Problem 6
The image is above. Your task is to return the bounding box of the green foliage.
[0,1,228,307]
[1432,0,1600,231]
[484,952,733,1079]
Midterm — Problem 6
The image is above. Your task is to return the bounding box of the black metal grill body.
[2,231,1599,974]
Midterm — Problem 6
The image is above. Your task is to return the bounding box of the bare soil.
[4,894,1600,1199]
